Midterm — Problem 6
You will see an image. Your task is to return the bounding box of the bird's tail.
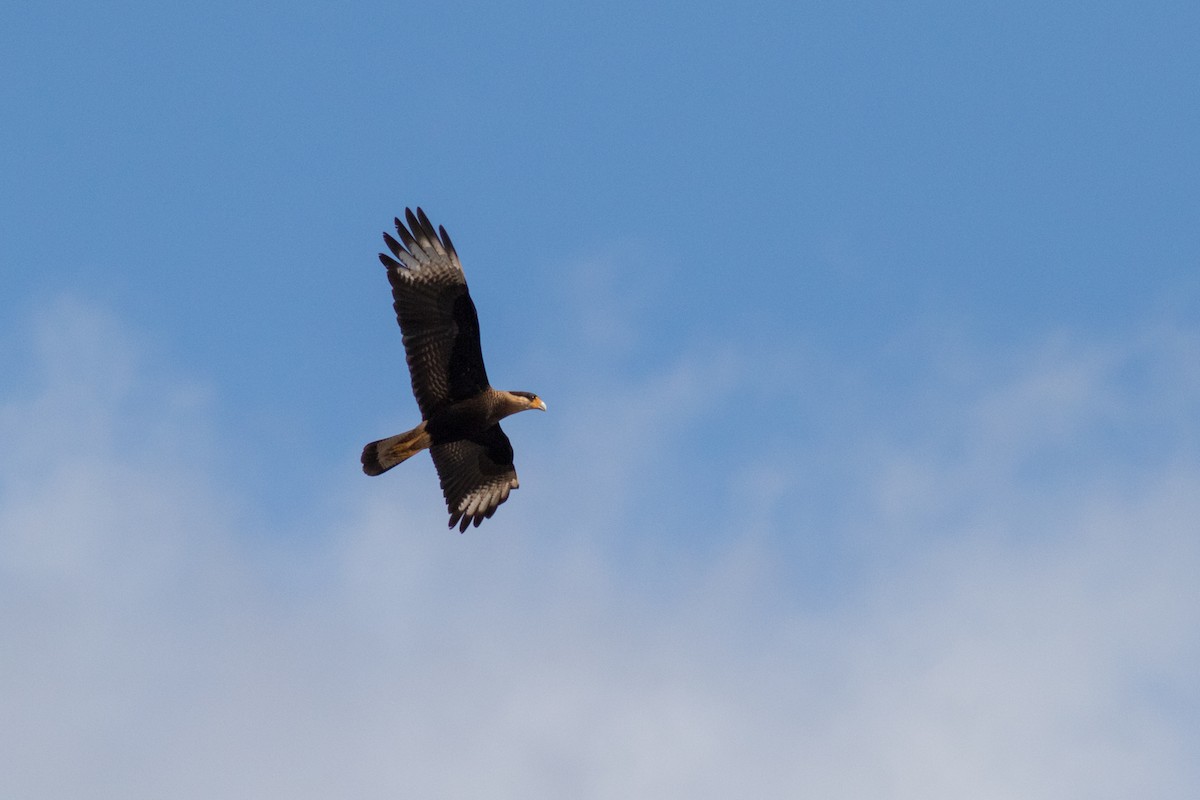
[361,421,431,476]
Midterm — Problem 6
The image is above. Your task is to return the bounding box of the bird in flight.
[361,208,546,531]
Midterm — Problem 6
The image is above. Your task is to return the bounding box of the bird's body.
[361,208,545,531]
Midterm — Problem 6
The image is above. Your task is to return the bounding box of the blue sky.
[3,2,1200,796]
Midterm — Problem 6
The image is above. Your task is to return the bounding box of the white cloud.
[1,300,1198,798]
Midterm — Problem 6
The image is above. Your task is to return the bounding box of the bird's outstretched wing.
[379,208,490,417]
[429,424,519,532]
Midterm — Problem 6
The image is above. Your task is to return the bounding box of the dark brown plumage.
[361,208,545,531]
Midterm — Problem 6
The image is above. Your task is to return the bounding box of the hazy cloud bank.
[1,300,1197,798]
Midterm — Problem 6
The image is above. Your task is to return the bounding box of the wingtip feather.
[382,231,406,259]
[394,216,417,250]
[405,208,422,237]
[439,224,458,260]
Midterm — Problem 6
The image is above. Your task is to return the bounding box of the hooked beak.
[532,397,547,412]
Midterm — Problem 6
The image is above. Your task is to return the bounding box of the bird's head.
[510,391,547,412]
